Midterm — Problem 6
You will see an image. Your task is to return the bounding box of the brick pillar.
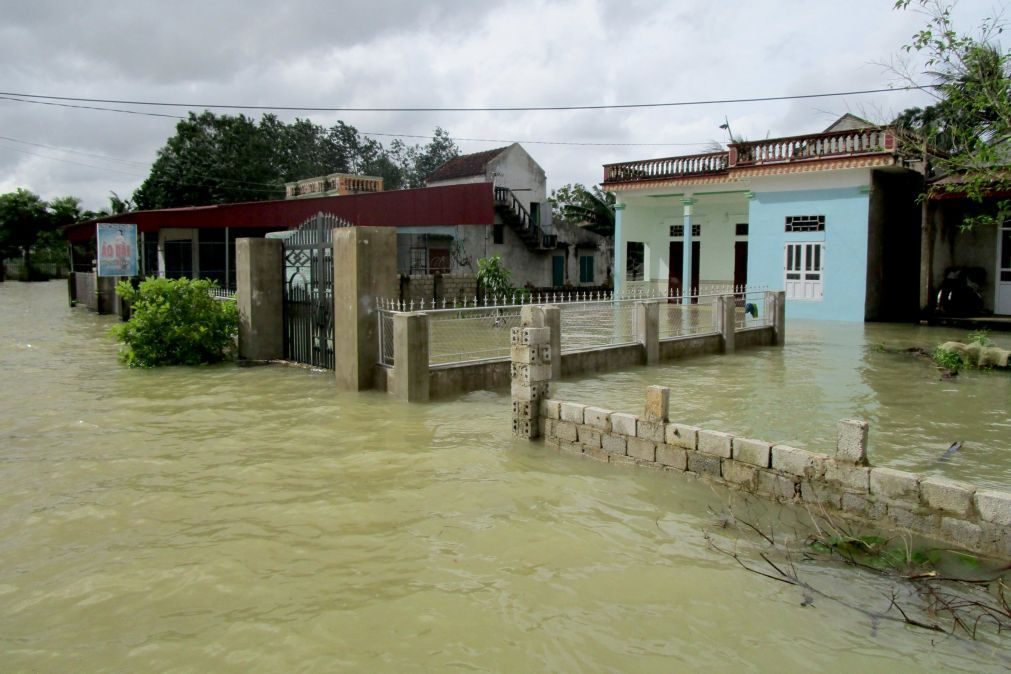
[236,237,284,361]
[636,301,659,365]
[333,227,398,391]
[511,310,551,439]
[773,290,786,346]
[543,305,561,380]
[719,294,736,354]
[391,312,430,402]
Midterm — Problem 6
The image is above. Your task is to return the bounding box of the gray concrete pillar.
[67,272,77,307]
[236,237,284,361]
[836,419,870,466]
[719,294,736,354]
[333,227,398,391]
[95,275,117,315]
[772,290,786,346]
[511,319,551,439]
[543,305,561,380]
[636,301,659,365]
[391,312,430,402]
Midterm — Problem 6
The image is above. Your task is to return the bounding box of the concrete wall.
[538,393,1011,560]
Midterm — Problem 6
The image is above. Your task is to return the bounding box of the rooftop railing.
[603,151,729,185]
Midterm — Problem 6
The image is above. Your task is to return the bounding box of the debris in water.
[937,441,962,463]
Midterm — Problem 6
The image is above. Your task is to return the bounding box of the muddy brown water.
[1,281,1008,672]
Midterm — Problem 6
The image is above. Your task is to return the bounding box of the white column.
[681,196,695,305]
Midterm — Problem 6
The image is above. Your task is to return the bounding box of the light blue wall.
[748,186,869,322]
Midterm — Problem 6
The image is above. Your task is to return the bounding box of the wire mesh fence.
[427,306,523,365]
[658,300,719,339]
[558,299,639,352]
[735,289,773,329]
[379,310,395,367]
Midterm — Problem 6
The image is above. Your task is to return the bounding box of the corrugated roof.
[426,146,510,183]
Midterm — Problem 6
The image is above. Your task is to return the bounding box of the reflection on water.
[0,282,1007,672]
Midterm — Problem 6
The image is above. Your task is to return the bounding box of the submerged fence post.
[95,275,118,315]
[719,294,735,354]
[773,290,786,346]
[391,312,429,402]
[543,305,561,380]
[236,237,284,361]
[636,301,659,365]
[511,307,551,439]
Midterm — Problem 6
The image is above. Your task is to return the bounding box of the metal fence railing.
[208,287,237,301]
[376,287,771,367]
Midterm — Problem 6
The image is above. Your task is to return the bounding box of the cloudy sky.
[0,0,997,211]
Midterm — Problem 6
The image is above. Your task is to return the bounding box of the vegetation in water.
[932,345,964,372]
[968,329,992,347]
[111,277,238,367]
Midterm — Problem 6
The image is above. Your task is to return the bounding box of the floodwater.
[1,281,1008,673]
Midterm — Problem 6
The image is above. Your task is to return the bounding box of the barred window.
[785,215,825,232]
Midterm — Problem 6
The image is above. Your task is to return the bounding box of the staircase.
[493,187,557,251]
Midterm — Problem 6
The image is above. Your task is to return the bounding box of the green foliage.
[932,345,964,371]
[550,183,616,236]
[967,328,992,346]
[893,1,1011,230]
[0,188,73,277]
[111,277,238,367]
[132,112,459,209]
[476,255,515,298]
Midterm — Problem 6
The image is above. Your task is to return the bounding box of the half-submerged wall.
[535,386,1011,560]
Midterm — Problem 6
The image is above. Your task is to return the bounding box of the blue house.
[603,115,923,322]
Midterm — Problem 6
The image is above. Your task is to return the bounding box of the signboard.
[96,223,138,277]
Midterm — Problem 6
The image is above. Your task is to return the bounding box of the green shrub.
[111,277,238,367]
[932,346,963,372]
[476,255,513,297]
[967,329,991,346]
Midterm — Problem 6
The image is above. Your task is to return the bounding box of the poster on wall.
[96,223,138,277]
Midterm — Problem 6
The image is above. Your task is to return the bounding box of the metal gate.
[282,212,350,369]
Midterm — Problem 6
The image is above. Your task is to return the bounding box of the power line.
[0,95,183,119]
[0,135,151,167]
[0,86,930,113]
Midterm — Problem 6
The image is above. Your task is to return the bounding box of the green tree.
[894,1,1011,229]
[0,189,56,276]
[549,183,616,236]
[111,277,239,367]
[476,255,514,298]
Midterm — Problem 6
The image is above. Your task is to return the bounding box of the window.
[784,242,824,300]
[579,254,594,283]
[785,215,825,232]
[626,242,645,281]
[736,223,749,236]
[670,225,684,237]
[692,224,701,237]
[529,202,540,227]
[493,224,504,244]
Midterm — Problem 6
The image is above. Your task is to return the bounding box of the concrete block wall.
[397,273,479,305]
[537,387,1011,560]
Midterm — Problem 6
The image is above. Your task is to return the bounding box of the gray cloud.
[0,0,994,210]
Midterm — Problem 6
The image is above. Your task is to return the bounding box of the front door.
[997,222,1011,315]
[552,255,564,287]
[734,241,748,289]
[668,241,700,298]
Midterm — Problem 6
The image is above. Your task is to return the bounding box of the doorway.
[668,241,700,298]
[734,241,748,289]
[552,255,565,287]
[997,222,1011,315]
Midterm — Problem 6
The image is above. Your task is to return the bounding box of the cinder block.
[510,345,541,364]
[824,461,870,492]
[698,430,733,459]
[583,446,609,462]
[576,425,603,449]
[543,418,557,438]
[687,452,722,478]
[627,437,657,462]
[643,385,670,423]
[521,327,550,346]
[584,407,613,432]
[609,454,639,468]
[800,481,842,508]
[519,305,546,328]
[886,505,936,534]
[975,490,1011,526]
[602,433,627,456]
[869,467,920,503]
[758,471,798,501]
[665,423,699,450]
[722,460,758,491]
[511,416,533,438]
[940,517,983,551]
[841,492,885,519]
[920,477,976,517]
[836,419,869,465]
[512,399,536,420]
[511,380,549,401]
[539,399,561,420]
[511,362,550,385]
[560,402,586,424]
[555,439,583,456]
[636,420,665,443]
[733,437,771,468]
[611,413,637,437]
[539,345,552,363]
[656,445,687,470]
[554,421,578,442]
[772,445,827,479]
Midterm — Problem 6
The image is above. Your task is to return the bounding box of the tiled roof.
[426,146,509,182]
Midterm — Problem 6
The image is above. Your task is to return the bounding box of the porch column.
[681,196,696,304]
[613,202,625,296]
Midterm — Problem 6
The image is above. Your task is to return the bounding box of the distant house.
[423,143,610,288]
[284,173,384,199]
[603,114,924,321]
